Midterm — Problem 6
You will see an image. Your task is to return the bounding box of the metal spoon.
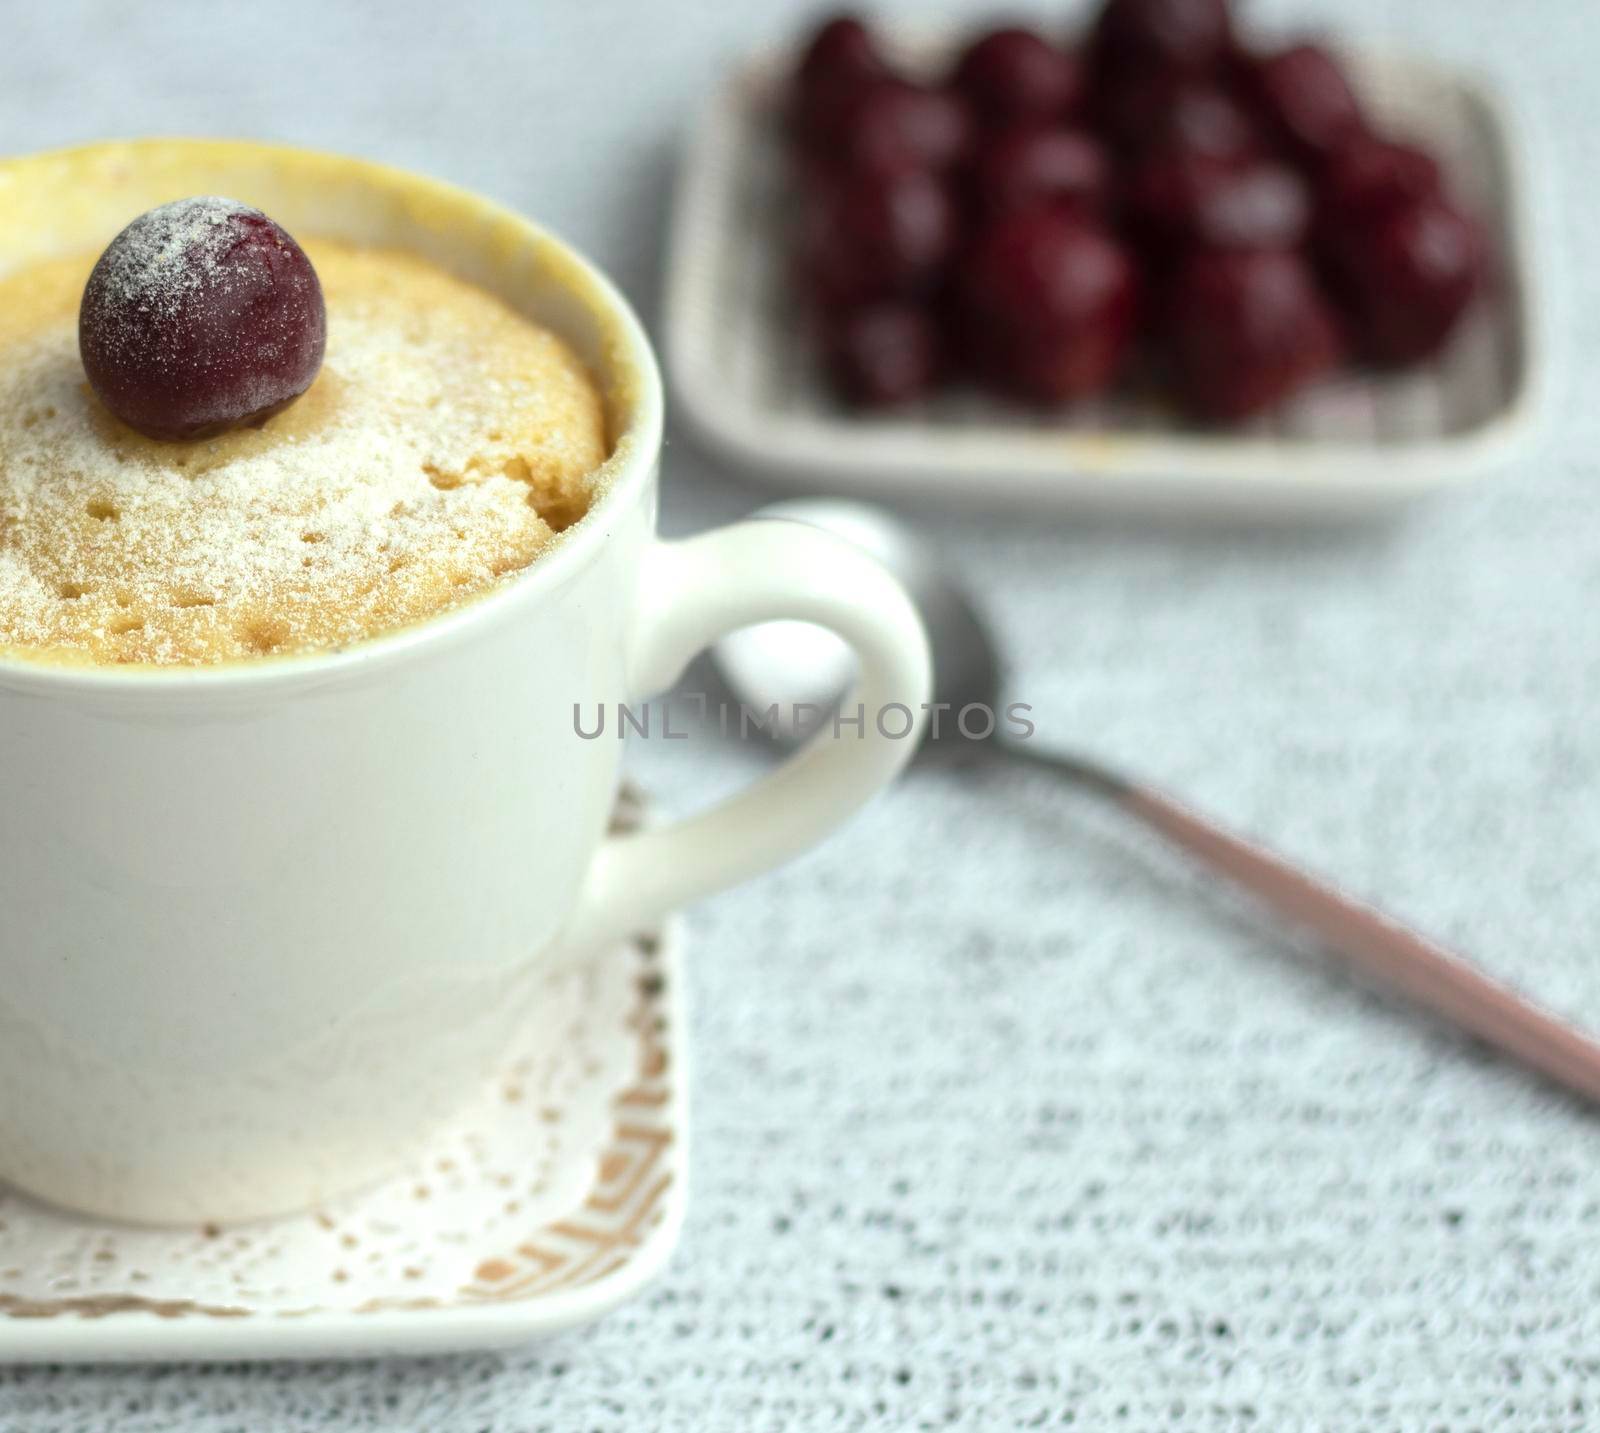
[714,498,1600,1105]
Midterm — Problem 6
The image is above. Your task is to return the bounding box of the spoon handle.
[1004,741,1600,1103]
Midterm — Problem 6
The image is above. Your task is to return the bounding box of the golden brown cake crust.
[0,240,607,666]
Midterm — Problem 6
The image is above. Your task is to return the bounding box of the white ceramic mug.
[0,141,930,1225]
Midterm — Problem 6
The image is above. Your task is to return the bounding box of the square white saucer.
[0,913,687,1363]
[665,31,1546,517]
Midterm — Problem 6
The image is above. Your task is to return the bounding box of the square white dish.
[0,911,686,1364]
[664,34,1546,518]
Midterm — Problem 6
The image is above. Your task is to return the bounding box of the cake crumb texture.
[0,239,607,666]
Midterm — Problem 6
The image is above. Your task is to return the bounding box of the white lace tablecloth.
[2,0,1596,1427]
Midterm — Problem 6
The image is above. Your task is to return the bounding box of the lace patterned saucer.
[0,913,686,1362]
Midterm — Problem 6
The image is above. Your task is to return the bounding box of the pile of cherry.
[788,0,1488,422]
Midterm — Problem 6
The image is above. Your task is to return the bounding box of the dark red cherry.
[1166,249,1341,420]
[1090,0,1234,74]
[796,168,960,309]
[958,211,1138,402]
[1155,85,1260,161]
[822,303,945,406]
[1332,196,1484,364]
[1248,44,1366,164]
[79,197,326,442]
[953,28,1085,128]
[1097,75,1261,161]
[789,144,843,201]
[837,80,975,174]
[1126,154,1310,259]
[974,127,1109,220]
[1196,164,1311,250]
[792,14,893,150]
[796,14,886,95]
[1319,136,1441,226]
[1315,137,1445,283]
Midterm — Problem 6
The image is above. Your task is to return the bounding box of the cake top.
[0,240,607,666]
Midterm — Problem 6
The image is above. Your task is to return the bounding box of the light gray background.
[1,0,1596,1428]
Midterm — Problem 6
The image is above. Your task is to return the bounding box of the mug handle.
[560,519,932,953]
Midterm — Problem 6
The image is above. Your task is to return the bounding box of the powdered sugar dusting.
[0,241,606,666]
[93,196,254,313]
